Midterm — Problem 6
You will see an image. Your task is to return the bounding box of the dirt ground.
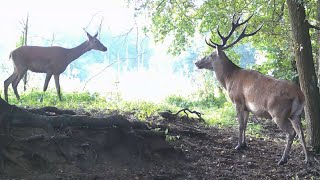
[1,108,319,180]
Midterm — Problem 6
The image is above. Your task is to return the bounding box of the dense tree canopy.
[129,0,319,81]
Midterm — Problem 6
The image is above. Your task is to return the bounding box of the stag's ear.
[216,47,223,56]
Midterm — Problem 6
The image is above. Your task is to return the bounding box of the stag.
[4,31,108,102]
[195,15,308,165]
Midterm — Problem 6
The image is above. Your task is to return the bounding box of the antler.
[205,37,218,48]
[205,14,263,50]
[222,23,263,49]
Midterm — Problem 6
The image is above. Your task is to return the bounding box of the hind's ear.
[93,32,98,38]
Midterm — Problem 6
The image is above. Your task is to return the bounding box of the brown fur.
[4,32,107,102]
[195,49,308,165]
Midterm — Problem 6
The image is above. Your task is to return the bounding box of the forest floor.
[1,108,319,180]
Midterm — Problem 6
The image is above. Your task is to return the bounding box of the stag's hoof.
[234,143,247,150]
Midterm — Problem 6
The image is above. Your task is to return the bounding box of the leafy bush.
[204,101,237,127]
[166,72,227,110]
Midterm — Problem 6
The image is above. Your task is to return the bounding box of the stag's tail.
[291,97,304,117]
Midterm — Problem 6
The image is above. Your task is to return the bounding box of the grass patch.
[165,93,226,110]
[8,90,106,110]
[203,101,237,127]
[4,89,264,136]
[5,89,175,120]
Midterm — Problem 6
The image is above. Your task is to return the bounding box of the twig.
[314,156,320,164]
[81,50,151,91]
[155,0,166,11]
[82,60,118,91]
[84,11,103,30]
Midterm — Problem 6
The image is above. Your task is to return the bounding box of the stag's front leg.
[54,74,62,101]
[235,104,247,150]
[241,111,249,147]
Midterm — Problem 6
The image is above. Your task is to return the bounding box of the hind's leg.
[4,73,18,102]
[40,73,53,102]
[54,74,62,101]
[11,70,27,100]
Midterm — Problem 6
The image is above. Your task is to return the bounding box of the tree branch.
[306,20,320,30]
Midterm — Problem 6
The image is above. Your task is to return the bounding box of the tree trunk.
[317,0,320,86]
[286,0,320,151]
[23,14,29,92]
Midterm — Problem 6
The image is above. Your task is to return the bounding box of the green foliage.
[130,0,286,54]
[165,93,226,110]
[204,101,237,127]
[116,100,170,120]
[246,122,263,138]
[16,35,25,48]
[166,72,227,110]
[6,89,171,120]
[128,0,314,81]
[8,90,105,110]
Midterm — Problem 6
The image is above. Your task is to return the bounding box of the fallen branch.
[159,108,203,120]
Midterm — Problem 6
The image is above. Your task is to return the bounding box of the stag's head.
[86,31,108,52]
[195,49,223,70]
[195,14,262,71]
[195,46,231,71]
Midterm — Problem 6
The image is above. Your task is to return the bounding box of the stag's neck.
[67,41,91,63]
[214,59,241,89]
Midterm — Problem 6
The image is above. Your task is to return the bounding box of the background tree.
[16,14,29,92]
[286,0,320,151]
[317,0,320,81]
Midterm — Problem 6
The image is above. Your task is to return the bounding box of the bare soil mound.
[0,107,319,180]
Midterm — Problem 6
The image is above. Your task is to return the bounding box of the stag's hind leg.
[289,116,309,164]
[4,73,18,102]
[274,117,296,165]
